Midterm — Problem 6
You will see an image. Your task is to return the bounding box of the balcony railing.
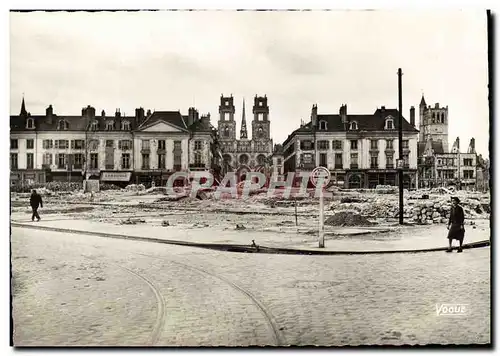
[141,165,150,170]
[73,164,83,169]
[370,164,379,169]
[386,164,394,169]
[334,164,343,169]
[105,164,114,170]
[350,164,359,169]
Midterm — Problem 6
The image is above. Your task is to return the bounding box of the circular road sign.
[311,167,331,188]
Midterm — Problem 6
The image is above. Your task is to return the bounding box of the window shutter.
[71,140,75,149]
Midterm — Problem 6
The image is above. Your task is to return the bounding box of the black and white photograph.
[8,6,491,348]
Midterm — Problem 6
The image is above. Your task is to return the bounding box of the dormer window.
[349,121,358,130]
[385,117,394,130]
[106,121,115,131]
[90,121,99,131]
[26,118,34,129]
[319,120,328,131]
[121,121,130,130]
[58,120,69,130]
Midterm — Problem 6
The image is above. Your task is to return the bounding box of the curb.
[11,222,490,256]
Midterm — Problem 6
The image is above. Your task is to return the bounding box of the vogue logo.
[435,303,469,316]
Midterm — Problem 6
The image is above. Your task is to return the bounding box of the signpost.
[311,167,331,248]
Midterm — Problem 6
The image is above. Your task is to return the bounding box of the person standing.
[30,189,43,222]
[446,196,465,253]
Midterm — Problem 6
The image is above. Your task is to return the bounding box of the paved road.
[11,227,490,346]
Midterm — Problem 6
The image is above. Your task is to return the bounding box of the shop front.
[10,170,46,186]
[100,171,132,188]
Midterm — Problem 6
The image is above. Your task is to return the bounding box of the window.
[350,140,358,150]
[142,154,150,169]
[10,153,18,169]
[122,154,131,169]
[106,121,115,131]
[173,141,182,169]
[74,154,83,169]
[464,158,473,166]
[58,154,67,169]
[319,120,327,130]
[257,126,264,138]
[55,140,69,149]
[402,153,409,168]
[239,154,249,165]
[142,140,150,150]
[350,153,358,168]
[71,140,85,149]
[106,140,114,148]
[194,140,203,150]
[226,101,230,106]
[370,154,378,169]
[335,153,343,169]
[158,140,166,150]
[370,140,378,150]
[90,153,99,169]
[58,120,69,130]
[301,153,313,165]
[319,153,328,168]
[10,139,18,149]
[26,153,34,169]
[402,140,409,149]
[27,139,34,149]
[277,158,282,165]
[300,141,314,150]
[105,148,114,169]
[26,118,34,129]
[386,154,394,168]
[385,119,394,130]
[349,121,358,130]
[89,140,99,150]
[119,140,132,150]
[386,139,394,150]
[157,154,165,169]
[90,121,99,131]
[224,127,230,137]
[317,140,329,150]
[43,153,52,166]
[333,140,342,150]
[194,152,203,165]
[121,121,130,130]
[464,170,474,179]
[43,140,53,149]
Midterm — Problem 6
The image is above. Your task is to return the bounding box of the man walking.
[446,196,465,253]
[30,189,43,222]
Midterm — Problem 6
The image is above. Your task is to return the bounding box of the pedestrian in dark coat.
[446,196,465,253]
[30,189,43,222]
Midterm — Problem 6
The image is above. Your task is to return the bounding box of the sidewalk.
[11,217,490,253]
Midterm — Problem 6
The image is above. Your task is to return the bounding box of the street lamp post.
[398,68,404,225]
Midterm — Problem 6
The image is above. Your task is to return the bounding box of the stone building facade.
[217,94,273,181]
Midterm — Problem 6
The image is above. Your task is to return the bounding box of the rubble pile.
[124,184,146,191]
[99,183,121,191]
[324,210,376,227]
[11,181,83,193]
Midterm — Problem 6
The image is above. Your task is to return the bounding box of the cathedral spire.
[20,95,27,117]
[240,98,248,139]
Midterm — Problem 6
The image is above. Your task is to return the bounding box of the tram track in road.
[82,254,167,346]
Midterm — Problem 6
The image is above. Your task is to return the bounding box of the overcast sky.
[10,10,489,158]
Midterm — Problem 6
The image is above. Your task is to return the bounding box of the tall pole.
[398,68,404,225]
[319,186,325,248]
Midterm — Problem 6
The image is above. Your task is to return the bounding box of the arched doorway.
[236,165,250,183]
[348,174,362,189]
[256,154,267,166]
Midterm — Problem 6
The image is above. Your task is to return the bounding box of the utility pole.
[398,68,404,225]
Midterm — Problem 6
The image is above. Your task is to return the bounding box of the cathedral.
[217,94,273,180]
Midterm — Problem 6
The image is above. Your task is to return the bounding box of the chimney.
[410,106,415,127]
[435,103,440,108]
[310,104,318,127]
[188,107,198,127]
[101,110,105,117]
[87,105,95,119]
[340,104,347,124]
[115,108,121,118]
[46,105,53,124]
[381,106,386,111]
[135,107,144,124]
[468,138,476,154]
[146,109,151,117]
[201,113,211,125]
[82,107,87,117]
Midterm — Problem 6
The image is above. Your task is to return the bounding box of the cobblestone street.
[11,227,490,346]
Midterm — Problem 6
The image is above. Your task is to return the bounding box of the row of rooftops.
[10,99,214,133]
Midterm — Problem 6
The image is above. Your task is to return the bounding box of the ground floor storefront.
[10,170,47,186]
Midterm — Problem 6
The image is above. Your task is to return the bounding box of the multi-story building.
[270,144,284,178]
[419,136,479,190]
[217,94,273,181]
[282,104,419,189]
[416,94,482,190]
[10,99,219,187]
